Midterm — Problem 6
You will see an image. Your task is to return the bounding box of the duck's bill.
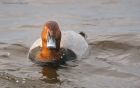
[47,37,56,49]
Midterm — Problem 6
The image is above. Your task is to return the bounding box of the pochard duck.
[28,21,89,66]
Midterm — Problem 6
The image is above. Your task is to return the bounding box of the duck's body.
[28,21,89,66]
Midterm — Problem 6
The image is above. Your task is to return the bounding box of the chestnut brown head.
[41,21,61,50]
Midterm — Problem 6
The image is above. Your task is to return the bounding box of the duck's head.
[42,21,61,50]
[37,21,62,62]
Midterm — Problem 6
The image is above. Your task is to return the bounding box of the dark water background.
[0,0,140,88]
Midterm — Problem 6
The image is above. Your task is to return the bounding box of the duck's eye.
[47,32,50,42]
[48,32,50,37]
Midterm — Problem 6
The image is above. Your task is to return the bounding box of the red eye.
[48,32,50,37]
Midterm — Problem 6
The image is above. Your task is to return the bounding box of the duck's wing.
[29,38,42,52]
[60,31,89,58]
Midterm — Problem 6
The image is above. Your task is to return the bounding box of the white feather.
[60,31,89,58]
[29,38,42,52]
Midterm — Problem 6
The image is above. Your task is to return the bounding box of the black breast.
[28,47,76,67]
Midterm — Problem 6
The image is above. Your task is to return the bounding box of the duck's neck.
[38,48,61,61]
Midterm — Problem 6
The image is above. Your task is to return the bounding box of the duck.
[28,21,89,66]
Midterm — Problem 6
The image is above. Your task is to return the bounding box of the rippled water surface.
[0,0,140,88]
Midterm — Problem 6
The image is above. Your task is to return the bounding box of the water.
[0,0,140,88]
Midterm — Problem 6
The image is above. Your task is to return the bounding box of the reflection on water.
[40,66,60,84]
